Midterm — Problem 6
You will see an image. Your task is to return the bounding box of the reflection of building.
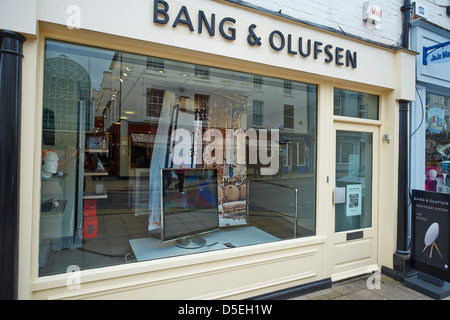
[44,55,92,133]
[41,54,92,259]
[92,51,318,178]
[247,81,317,175]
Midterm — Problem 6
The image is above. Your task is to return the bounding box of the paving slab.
[289,273,450,300]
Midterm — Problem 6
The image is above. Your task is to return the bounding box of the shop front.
[407,19,450,295]
[410,19,450,195]
[5,0,415,299]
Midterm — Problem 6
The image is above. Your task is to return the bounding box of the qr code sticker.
[349,193,359,208]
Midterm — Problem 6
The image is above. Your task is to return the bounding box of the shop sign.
[423,41,450,65]
[411,190,450,282]
[429,47,450,64]
[153,0,358,68]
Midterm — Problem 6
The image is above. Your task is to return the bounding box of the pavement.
[287,272,450,300]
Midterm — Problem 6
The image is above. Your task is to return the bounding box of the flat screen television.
[160,168,219,249]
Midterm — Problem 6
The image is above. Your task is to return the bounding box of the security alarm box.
[413,2,427,19]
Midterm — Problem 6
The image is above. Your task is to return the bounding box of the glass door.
[331,123,379,280]
[335,130,372,232]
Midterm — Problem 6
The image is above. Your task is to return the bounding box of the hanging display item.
[426,106,447,134]
[210,95,248,227]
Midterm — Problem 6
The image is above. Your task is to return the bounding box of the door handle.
[333,187,346,204]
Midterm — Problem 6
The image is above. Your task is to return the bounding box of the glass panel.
[39,39,317,276]
[335,131,372,232]
[425,93,450,193]
[334,88,379,120]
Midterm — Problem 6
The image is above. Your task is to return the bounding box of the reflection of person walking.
[175,170,185,194]
[162,170,172,196]
[254,162,261,178]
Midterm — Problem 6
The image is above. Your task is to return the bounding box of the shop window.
[39,39,318,276]
[425,93,450,193]
[333,88,379,120]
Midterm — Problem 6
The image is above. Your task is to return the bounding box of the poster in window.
[209,94,248,227]
[346,184,362,216]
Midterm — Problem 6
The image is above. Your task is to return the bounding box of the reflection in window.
[253,75,263,90]
[195,65,210,80]
[194,94,209,121]
[334,88,379,120]
[146,88,164,118]
[284,104,294,129]
[284,80,293,95]
[147,57,165,73]
[39,39,318,276]
[252,100,263,126]
[335,131,372,232]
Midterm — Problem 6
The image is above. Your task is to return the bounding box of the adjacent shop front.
[406,19,450,296]
[410,19,450,195]
[5,0,415,299]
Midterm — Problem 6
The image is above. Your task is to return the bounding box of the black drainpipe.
[0,30,25,300]
[392,0,413,279]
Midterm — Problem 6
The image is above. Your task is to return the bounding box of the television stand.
[129,226,280,262]
[176,236,206,249]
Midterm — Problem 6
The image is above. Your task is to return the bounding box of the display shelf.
[83,186,108,199]
[85,148,109,154]
[41,200,67,216]
[41,173,67,181]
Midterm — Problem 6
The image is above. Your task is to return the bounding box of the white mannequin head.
[42,150,59,179]
[428,169,437,180]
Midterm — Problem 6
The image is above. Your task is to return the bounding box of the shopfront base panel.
[31,237,326,300]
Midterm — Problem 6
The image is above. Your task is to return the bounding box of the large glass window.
[334,88,379,120]
[425,92,450,193]
[39,39,317,276]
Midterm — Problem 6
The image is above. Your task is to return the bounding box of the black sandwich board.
[410,189,450,282]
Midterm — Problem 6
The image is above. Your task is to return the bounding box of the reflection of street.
[93,174,316,240]
[248,176,316,237]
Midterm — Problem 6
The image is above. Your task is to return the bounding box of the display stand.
[40,173,67,267]
[130,226,279,262]
[175,236,207,249]
[404,272,450,300]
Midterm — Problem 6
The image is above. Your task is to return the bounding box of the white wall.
[2,0,449,45]
[231,0,405,46]
[231,0,450,47]
[0,0,37,35]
